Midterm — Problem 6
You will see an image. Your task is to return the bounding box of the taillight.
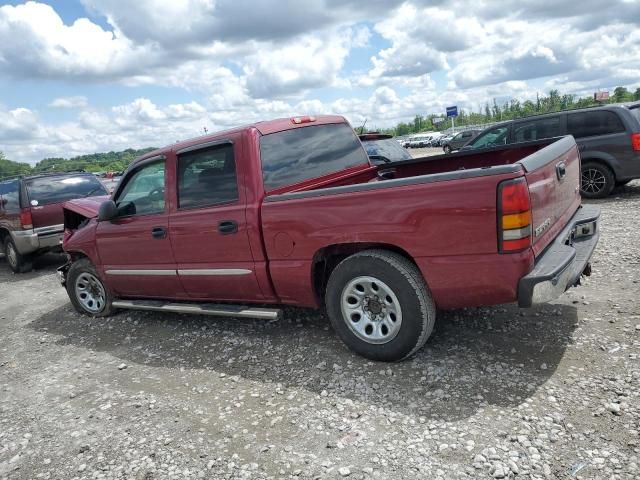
[631,133,640,151]
[498,178,532,253]
[20,208,33,230]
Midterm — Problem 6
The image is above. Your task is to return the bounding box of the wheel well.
[0,228,8,243]
[311,243,417,306]
[581,158,616,180]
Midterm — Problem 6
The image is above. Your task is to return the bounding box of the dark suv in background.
[461,103,640,198]
[0,172,107,272]
[441,129,482,154]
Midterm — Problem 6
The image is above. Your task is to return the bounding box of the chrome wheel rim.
[340,276,402,344]
[581,168,606,194]
[6,243,17,269]
[75,272,106,313]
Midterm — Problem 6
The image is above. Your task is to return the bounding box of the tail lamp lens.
[498,178,532,253]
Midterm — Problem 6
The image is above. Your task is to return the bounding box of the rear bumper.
[518,205,600,308]
[12,224,64,255]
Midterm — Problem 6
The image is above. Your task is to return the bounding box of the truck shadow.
[30,302,578,422]
[0,253,67,282]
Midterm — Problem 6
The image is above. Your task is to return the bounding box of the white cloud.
[49,96,89,108]
[1,1,639,164]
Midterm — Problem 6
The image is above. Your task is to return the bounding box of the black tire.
[325,249,436,362]
[580,162,615,199]
[3,237,33,273]
[66,258,114,317]
[443,145,452,154]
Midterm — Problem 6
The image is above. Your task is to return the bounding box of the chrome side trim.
[105,269,177,276]
[177,268,252,276]
[111,300,280,320]
[35,224,64,236]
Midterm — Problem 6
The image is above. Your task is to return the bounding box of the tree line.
[389,86,640,136]
[0,148,155,178]
[2,86,639,177]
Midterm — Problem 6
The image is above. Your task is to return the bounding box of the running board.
[111,300,281,320]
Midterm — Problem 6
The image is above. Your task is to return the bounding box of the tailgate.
[519,136,582,257]
[30,203,64,229]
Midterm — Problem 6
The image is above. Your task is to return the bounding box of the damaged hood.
[63,195,109,218]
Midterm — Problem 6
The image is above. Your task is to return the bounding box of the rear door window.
[469,125,510,149]
[567,111,626,138]
[0,180,20,213]
[25,175,107,206]
[177,143,239,209]
[260,123,369,192]
[513,116,562,142]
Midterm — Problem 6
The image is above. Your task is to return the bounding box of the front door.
[96,157,185,299]
[169,141,263,301]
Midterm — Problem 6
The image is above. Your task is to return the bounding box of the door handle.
[218,220,238,235]
[151,226,167,239]
[556,161,567,180]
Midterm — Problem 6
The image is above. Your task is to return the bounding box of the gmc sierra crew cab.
[58,115,600,361]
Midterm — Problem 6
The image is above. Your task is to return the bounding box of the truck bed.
[261,136,582,310]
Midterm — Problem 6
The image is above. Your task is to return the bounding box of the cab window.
[115,160,165,216]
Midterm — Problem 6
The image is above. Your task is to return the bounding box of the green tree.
[634,88,640,101]
[0,152,32,177]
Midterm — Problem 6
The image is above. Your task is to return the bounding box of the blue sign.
[446,106,458,118]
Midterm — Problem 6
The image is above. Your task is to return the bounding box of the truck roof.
[135,114,349,164]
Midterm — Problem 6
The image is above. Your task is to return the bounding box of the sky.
[0,0,639,164]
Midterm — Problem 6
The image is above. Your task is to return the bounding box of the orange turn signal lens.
[502,211,531,230]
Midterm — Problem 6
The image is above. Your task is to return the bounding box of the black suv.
[0,172,107,272]
[460,103,640,198]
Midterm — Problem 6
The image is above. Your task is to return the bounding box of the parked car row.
[457,103,640,198]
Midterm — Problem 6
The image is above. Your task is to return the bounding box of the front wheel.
[443,145,452,154]
[66,258,114,317]
[580,162,615,199]
[325,250,436,362]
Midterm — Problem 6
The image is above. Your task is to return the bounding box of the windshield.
[363,139,412,164]
[260,123,369,192]
[25,175,108,206]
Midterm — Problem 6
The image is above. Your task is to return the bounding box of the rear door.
[169,139,263,301]
[96,157,185,298]
[24,175,107,229]
[521,137,582,257]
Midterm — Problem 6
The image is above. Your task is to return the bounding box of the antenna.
[359,119,367,134]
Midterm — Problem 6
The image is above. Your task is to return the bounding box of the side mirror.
[98,200,118,222]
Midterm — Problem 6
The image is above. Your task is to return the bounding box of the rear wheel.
[3,237,33,273]
[580,162,615,199]
[66,258,114,317]
[325,250,436,362]
[443,145,452,154]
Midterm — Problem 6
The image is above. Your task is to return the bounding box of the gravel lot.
[1,181,639,480]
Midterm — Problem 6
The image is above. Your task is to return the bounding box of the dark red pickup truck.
[59,115,600,361]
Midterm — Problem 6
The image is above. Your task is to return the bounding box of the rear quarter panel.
[261,171,534,309]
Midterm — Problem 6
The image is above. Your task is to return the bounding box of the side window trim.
[176,141,240,211]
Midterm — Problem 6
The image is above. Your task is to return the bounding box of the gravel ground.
[1,182,639,480]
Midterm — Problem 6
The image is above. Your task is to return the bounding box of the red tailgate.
[521,137,582,257]
[30,203,65,229]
